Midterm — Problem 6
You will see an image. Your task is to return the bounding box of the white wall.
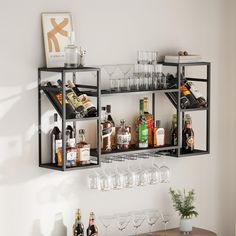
[0,0,234,235]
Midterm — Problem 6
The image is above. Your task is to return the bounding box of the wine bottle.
[143,97,153,146]
[185,81,207,107]
[180,83,198,108]
[50,113,61,164]
[67,80,97,117]
[101,106,112,152]
[171,114,178,146]
[57,80,85,117]
[46,82,76,119]
[86,212,98,236]
[137,99,148,148]
[182,114,194,153]
[73,209,84,236]
[106,105,116,150]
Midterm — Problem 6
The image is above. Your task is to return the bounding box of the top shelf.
[162,61,210,67]
[38,66,100,73]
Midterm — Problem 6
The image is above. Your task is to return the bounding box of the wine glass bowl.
[99,215,115,236]
[145,209,160,234]
[116,213,131,234]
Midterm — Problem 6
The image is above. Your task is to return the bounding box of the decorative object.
[42,12,74,68]
[169,188,198,233]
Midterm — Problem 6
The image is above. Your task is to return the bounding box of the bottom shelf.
[180,149,209,157]
[39,162,99,171]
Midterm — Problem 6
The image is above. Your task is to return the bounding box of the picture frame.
[41,12,74,68]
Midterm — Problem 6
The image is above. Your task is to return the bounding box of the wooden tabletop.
[136,227,217,236]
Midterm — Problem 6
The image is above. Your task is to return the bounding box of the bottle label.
[67,151,77,161]
[78,145,90,161]
[70,138,76,147]
[67,91,83,109]
[139,124,148,142]
[190,84,203,99]
[117,134,131,145]
[180,85,191,96]
[111,127,116,149]
[56,139,62,150]
[186,136,194,149]
[155,128,165,146]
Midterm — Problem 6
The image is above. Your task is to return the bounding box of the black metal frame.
[162,61,211,157]
[38,62,211,171]
[38,67,101,171]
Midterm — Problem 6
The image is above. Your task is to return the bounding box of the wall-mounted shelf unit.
[38,61,210,171]
[38,67,101,171]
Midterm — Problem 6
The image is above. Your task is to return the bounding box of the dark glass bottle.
[180,83,198,108]
[50,113,61,164]
[106,105,116,150]
[182,114,194,153]
[67,80,97,117]
[171,114,178,146]
[86,212,98,236]
[185,81,207,107]
[46,82,75,119]
[57,79,85,117]
[101,107,112,152]
[73,209,84,236]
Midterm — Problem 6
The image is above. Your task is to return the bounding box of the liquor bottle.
[73,209,84,236]
[180,93,190,109]
[46,82,76,119]
[171,114,178,146]
[86,212,98,236]
[101,107,112,152]
[57,130,77,167]
[143,97,153,146]
[137,99,148,148]
[182,114,194,153]
[76,129,90,165]
[57,80,85,117]
[56,132,62,166]
[67,80,97,117]
[64,31,79,68]
[180,83,198,108]
[153,120,166,147]
[106,105,116,150]
[185,81,207,107]
[50,113,61,164]
[116,119,131,150]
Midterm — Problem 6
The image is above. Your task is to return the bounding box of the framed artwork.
[42,12,74,68]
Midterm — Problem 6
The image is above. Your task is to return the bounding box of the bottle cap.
[67,80,75,88]
[102,106,106,111]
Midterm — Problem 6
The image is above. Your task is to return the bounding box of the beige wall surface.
[0,0,235,235]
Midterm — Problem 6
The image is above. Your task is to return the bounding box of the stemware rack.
[38,61,211,171]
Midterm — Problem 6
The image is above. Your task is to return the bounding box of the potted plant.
[169,188,198,233]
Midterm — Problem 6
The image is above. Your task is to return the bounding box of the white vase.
[179,218,192,233]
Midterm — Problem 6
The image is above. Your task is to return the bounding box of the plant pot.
[179,218,192,233]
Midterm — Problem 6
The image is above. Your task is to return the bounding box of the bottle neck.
[79,134,85,143]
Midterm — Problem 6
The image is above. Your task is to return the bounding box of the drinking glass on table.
[145,209,161,234]
[99,215,115,236]
[160,212,173,235]
[131,211,146,236]
[116,213,131,235]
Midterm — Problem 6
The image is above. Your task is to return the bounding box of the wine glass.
[116,213,131,235]
[145,209,160,234]
[87,171,99,190]
[160,212,172,235]
[103,65,117,91]
[131,211,146,235]
[99,215,115,236]
[118,64,133,91]
[159,154,170,183]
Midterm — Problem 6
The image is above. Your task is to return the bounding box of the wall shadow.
[51,213,67,236]
[31,219,44,236]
